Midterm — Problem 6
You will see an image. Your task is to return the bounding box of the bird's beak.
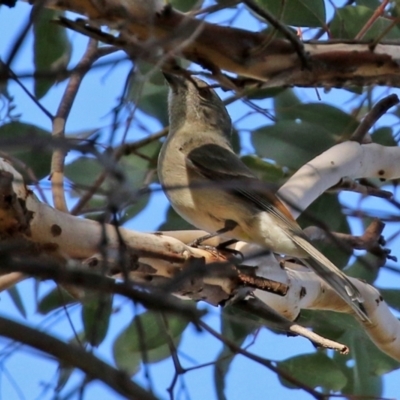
[162,72,185,91]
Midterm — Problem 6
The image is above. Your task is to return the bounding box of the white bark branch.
[0,141,399,361]
[279,142,400,218]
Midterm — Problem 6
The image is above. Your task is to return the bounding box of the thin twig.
[329,177,393,199]
[355,0,390,40]
[236,298,349,354]
[51,38,99,212]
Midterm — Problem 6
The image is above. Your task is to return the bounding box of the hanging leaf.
[33,9,71,99]
[7,286,27,318]
[277,352,347,391]
[113,311,189,375]
[330,6,400,40]
[82,294,113,347]
[37,286,77,314]
[253,0,326,27]
[0,121,52,180]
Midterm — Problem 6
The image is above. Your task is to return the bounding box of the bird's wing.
[187,143,299,227]
[187,143,370,322]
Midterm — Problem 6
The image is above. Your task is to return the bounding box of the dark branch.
[0,315,158,400]
[350,94,399,143]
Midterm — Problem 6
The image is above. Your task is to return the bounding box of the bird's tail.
[290,234,370,322]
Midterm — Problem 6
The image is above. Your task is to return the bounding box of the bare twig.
[0,254,203,322]
[304,219,389,260]
[51,38,100,212]
[355,0,390,40]
[236,298,349,354]
[350,94,399,143]
[329,177,393,199]
[0,316,158,400]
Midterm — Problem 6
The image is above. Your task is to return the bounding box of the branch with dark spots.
[0,252,203,322]
[0,171,30,235]
[42,2,400,88]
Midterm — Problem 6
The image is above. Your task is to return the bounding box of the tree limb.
[0,315,158,400]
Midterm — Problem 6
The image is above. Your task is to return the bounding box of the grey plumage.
[158,73,369,322]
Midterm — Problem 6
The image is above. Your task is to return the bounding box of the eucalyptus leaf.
[278,352,347,391]
[7,286,26,318]
[331,6,400,40]
[33,9,71,99]
[252,120,335,170]
[113,311,189,375]
[158,205,196,231]
[37,286,77,314]
[379,288,400,312]
[253,0,326,27]
[0,121,52,180]
[82,294,113,347]
[298,193,351,269]
[127,71,169,126]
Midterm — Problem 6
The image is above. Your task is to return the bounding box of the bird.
[157,72,369,322]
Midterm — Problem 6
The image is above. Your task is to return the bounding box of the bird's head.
[163,73,232,137]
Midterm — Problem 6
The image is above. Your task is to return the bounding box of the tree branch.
[0,315,158,400]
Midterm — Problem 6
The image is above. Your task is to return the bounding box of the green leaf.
[356,0,380,8]
[241,155,286,184]
[37,286,77,314]
[82,294,113,347]
[158,205,195,231]
[0,121,52,180]
[7,286,26,318]
[277,352,347,391]
[127,70,169,126]
[252,120,335,170]
[298,193,351,269]
[171,0,201,12]
[330,6,400,40]
[274,101,359,140]
[120,191,151,224]
[273,89,301,120]
[33,9,71,99]
[65,156,103,189]
[113,311,189,375]
[299,310,400,394]
[121,141,161,190]
[379,288,400,312]
[372,127,397,146]
[246,87,285,100]
[253,0,326,27]
[215,307,259,400]
[332,326,399,396]
[345,254,380,284]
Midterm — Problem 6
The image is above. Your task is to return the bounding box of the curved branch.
[0,315,158,400]
[279,142,400,218]
[22,0,400,87]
